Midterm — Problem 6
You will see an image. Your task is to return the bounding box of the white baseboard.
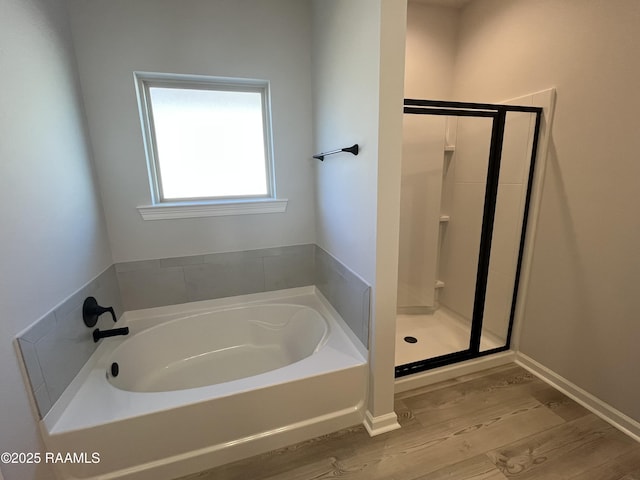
[516,352,640,442]
[394,351,515,394]
[363,410,400,436]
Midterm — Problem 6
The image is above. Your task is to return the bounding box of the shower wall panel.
[438,116,492,321]
[397,115,446,308]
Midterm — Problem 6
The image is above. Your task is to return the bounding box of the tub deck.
[41,287,367,480]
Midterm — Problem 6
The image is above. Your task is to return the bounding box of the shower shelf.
[444,144,456,152]
[439,215,450,223]
[435,280,445,289]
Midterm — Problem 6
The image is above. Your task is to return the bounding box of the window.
[134,72,286,220]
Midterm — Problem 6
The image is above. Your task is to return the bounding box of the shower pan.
[395,99,543,377]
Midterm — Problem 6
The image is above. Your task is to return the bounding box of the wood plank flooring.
[175,364,640,480]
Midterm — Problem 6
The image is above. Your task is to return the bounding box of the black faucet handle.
[83,297,117,327]
[97,305,117,322]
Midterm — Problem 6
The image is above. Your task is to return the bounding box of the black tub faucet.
[93,327,129,343]
[83,297,129,343]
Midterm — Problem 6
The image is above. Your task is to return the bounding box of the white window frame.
[134,71,287,220]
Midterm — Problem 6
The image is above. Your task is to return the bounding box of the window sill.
[137,198,288,220]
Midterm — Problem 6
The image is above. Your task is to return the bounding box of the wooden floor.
[176,364,640,480]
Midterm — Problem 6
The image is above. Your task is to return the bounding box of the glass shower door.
[480,109,539,352]
[396,100,542,377]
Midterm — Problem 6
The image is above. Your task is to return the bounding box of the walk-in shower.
[395,99,542,377]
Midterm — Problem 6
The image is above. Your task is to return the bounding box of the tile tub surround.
[115,244,316,310]
[314,246,371,348]
[115,244,371,347]
[16,244,371,420]
[16,265,122,418]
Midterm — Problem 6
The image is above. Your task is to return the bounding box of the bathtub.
[41,287,367,480]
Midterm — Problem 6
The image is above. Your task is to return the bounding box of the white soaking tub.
[108,304,330,393]
[41,287,367,480]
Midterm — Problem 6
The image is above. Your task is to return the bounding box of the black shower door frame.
[395,99,543,378]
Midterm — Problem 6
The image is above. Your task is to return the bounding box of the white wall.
[311,0,381,286]
[372,0,408,420]
[311,0,406,421]
[65,0,316,262]
[454,0,640,421]
[405,2,459,100]
[0,0,113,478]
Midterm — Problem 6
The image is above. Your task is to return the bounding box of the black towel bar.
[313,144,359,161]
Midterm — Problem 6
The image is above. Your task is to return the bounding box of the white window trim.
[137,198,288,220]
[134,71,287,220]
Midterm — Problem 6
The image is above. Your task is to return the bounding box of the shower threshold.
[394,308,505,378]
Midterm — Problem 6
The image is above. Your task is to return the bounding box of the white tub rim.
[42,286,367,435]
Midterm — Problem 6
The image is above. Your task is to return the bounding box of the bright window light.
[136,73,274,203]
